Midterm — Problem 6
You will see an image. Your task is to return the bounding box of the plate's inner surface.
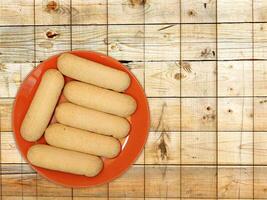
[1,0,267,199]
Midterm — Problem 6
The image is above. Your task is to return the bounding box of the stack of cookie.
[20,53,137,177]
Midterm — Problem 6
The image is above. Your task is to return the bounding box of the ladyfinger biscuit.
[55,103,130,138]
[45,123,121,158]
[57,53,130,92]
[21,69,64,142]
[27,144,103,177]
[64,81,137,117]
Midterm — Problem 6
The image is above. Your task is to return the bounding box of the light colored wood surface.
[0,0,267,199]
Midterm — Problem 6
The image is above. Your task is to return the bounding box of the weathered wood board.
[1,0,267,199]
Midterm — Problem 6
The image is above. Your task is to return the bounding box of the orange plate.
[12,51,150,188]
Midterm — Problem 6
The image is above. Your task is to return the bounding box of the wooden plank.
[218,98,253,131]
[74,198,107,200]
[0,0,34,25]
[254,23,267,59]
[181,61,216,97]
[2,198,72,200]
[72,0,107,24]
[2,173,37,196]
[217,0,252,22]
[254,0,267,22]
[108,0,144,24]
[181,166,216,198]
[73,183,107,197]
[1,132,24,163]
[218,132,253,165]
[254,61,267,96]
[145,165,180,198]
[108,25,144,61]
[35,26,71,62]
[181,98,216,131]
[218,24,252,60]
[109,165,144,198]
[1,163,35,174]
[0,98,13,132]
[127,62,144,88]
[0,63,34,98]
[145,132,180,165]
[145,25,180,61]
[181,24,216,60]
[0,27,34,63]
[218,61,253,96]
[218,166,253,199]
[181,132,216,164]
[181,0,216,23]
[72,25,107,54]
[254,132,267,164]
[254,97,267,131]
[145,62,180,97]
[37,174,72,197]
[35,0,70,25]
[254,167,267,198]
[145,0,180,23]
[149,98,180,132]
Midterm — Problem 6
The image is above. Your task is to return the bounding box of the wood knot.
[46,31,59,39]
[130,0,146,7]
[188,9,197,16]
[174,73,186,80]
[46,1,59,12]
[260,99,267,104]
[201,48,215,58]
[228,109,233,113]
[206,106,211,111]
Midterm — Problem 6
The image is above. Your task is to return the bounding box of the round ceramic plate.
[12,51,150,188]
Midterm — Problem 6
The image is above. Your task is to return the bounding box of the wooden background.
[1,0,267,199]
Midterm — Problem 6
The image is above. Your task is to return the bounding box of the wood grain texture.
[218,166,253,198]
[145,165,180,198]
[181,61,216,97]
[254,0,267,22]
[145,0,180,23]
[218,61,253,96]
[181,132,216,164]
[181,166,216,198]
[72,0,107,24]
[145,25,180,61]
[0,98,13,132]
[109,165,144,198]
[181,24,216,60]
[0,63,34,98]
[254,23,267,59]
[35,26,71,62]
[0,27,34,63]
[35,0,71,25]
[145,62,180,97]
[218,98,253,131]
[149,98,180,132]
[218,23,252,60]
[0,0,34,25]
[181,0,216,23]
[254,61,267,96]
[218,132,253,164]
[217,0,252,22]
[108,25,144,61]
[254,97,267,131]
[108,0,144,24]
[72,25,107,54]
[254,132,267,164]
[181,98,216,131]
[145,132,180,164]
